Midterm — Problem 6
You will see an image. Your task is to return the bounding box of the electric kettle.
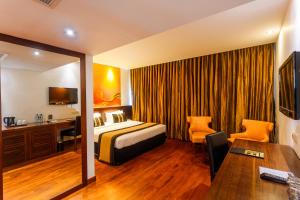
[3,117,15,127]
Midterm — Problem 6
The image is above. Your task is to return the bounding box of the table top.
[206,139,300,200]
[2,118,75,132]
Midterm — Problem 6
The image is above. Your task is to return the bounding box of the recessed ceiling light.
[33,51,40,56]
[64,28,76,38]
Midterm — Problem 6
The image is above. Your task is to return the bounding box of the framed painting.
[93,63,121,107]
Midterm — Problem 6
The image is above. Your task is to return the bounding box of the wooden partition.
[0,33,88,200]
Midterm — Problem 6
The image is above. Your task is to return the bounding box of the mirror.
[0,40,84,199]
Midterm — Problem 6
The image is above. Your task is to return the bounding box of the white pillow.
[105,110,123,123]
[93,112,101,119]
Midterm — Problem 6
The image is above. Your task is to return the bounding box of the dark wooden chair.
[61,116,81,151]
[205,131,229,181]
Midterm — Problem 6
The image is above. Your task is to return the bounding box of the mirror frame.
[0,33,88,200]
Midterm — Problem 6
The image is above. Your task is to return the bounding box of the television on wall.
[279,52,300,119]
[49,87,78,105]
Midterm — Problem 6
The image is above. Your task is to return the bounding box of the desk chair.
[61,116,81,151]
[206,131,229,181]
[228,119,273,143]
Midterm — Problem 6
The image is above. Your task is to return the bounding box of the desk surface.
[206,139,300,200]
[2,118,75,132]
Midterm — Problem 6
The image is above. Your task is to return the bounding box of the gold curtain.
[130,44,275,141]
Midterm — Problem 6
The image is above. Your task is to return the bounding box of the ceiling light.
[33,51,40,56]
[64,28,76,38]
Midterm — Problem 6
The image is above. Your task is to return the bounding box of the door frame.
[0,33,88,199]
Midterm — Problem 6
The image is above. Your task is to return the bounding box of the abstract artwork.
[93,63,121,107]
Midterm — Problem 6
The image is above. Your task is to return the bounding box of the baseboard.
[87,176,96,184]
[51,184,83,200]
[50,177,96,199]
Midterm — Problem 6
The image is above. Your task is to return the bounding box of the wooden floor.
[66,139,211,200]
[3,151,82,200]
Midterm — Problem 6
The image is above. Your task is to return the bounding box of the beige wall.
[1,62,81,123]
[276,0,300,157]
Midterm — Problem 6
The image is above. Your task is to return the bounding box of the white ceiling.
[0,41,79,71]
[0,0,251,55]
[94,0,289,68]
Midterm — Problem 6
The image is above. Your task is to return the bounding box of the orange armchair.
[228,119,274,143]
[187,116,216,144]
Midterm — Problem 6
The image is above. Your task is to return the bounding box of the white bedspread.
[94,120,166,149]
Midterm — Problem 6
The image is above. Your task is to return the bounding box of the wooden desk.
[2,119,75,168]
[206,139,300,200]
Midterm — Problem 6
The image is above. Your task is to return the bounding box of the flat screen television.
[279,52,300,119]
[49,87,78,105]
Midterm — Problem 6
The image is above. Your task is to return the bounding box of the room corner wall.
[275,0,300,157]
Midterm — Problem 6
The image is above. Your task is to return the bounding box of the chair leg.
[74,135,77,151]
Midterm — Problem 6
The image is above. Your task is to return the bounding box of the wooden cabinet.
[29,125,56,159]
[2,120,73,168]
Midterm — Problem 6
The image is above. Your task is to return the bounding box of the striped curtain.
[130,44,275,142]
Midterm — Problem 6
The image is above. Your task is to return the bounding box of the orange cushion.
[189,116,213,133]
[191,131,209,143]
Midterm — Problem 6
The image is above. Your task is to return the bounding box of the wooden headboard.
[94,105,132,121]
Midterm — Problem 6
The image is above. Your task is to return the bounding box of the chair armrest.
[207,128,216,134]
[268,123,274,132]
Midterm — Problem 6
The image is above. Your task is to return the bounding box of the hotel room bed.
[94,120,166,165]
